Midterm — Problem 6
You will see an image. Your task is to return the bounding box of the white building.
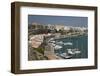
[47,24,55,30]
[55,24,64,31]
[64,26,71,31]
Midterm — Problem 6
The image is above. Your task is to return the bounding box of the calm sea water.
[55,35,88,59]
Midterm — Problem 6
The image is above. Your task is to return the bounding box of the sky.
[28,15,88,27]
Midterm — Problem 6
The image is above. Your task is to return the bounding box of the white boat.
[49,38,54,41]
[54,45,62,50]
[75,50,81,54]
[60,53,72,59]
[49,40,55,43]
[63,42,73,45]
[56,41,63,45]
[67,48,81,55]
[52,43,56,47]
[67,49,75,55]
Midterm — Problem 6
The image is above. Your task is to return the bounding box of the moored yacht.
[54,45,62,50]
[56,41,63,45]
[60,53,72,59]
[67,48,81,55]
[63,42,73,45]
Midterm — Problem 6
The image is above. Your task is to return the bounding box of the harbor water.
[54,35,88,59]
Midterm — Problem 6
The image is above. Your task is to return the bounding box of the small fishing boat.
[67,48,81,55]
[56,41,63,45]
[52,43,56,47]
[67,49,75,55]
[63,42,73,45]
[54,45,62,50]
[60,53,72,59]
[75,50,81,54]
[49,40,55,43]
